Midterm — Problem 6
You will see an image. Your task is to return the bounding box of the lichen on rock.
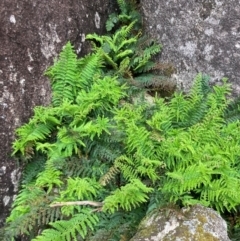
[130,205,230,241]
[141,0,240,96]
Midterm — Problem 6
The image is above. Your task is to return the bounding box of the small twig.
[50,200,103,208]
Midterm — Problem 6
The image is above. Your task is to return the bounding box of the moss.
[194,225,219,241]
[137,214,162,239]
[162,210,219,241]
[196,213,207,224]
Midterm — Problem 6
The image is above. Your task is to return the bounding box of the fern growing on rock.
[4,0,240,240]
[87,0,162,79]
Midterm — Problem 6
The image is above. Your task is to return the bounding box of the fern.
[6,0,240,239]
[103,179,153,213]
[59,177,101,201]
[86,0,161,81]
[5,184,61,240]
[76,52,104,89]
[224,97,240,123]
[32,209,99,241]
[45,42,79,106]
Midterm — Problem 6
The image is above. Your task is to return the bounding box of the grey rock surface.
[141,0,240,95]
[0,0,112,227]
[130,204,230,241]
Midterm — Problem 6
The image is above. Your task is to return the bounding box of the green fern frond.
[147,99,172,133]
[117,37,137,51]
[103,179,153,213]
[115,49,133,60]
[164,163,211,195]
[59,177,101,201]
[77,52,104,89]
[6,185,45,223]
[224,98,240,123]
[133,43,162,72]
[85,33,104,45]
[189,73,211,98]
[21,156,46,185]
[45,42,79,106]
[76,76,126,114]
[125,123,154,157]
[113,20,137,45]
[36,162,63,193]
[98,48,118,70]
[114,155,138,180]
[89,209,144,241]
[32,209,99,241]
[12,121,55,157]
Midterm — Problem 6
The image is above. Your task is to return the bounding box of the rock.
[0,0,113,227]
[130,205,230,241]
[141,0,240,95]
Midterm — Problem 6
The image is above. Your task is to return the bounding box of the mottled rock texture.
[0,0,113,227]
[141,0,240,94]
[130,205,230,241]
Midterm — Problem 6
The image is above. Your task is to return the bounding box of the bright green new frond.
[32,209,99,241]
[103,179,153,213]
[113,20,137,45]
[76,76,126,114]
[136,155,163,182]
[56,126,85,157]
[200,178,240,212]
[32,106,60,125]
[35,160,63,193]
[77,52,103,89]
[147,99,172,133]
[114,153,162,182]
[12,121,54,157]
[169,92,191,123]
[12,104,59,157]
[117,37,137,52]
[114,155,138,181]
[125,123,155,157]
[166,74,210,127]
[99,48,118,69]
[45,42,78,106]
[164,163,211,195]
[59,177,101,201]
[114,103,146,128]
[85,33,104,45]
[115,49,134,60]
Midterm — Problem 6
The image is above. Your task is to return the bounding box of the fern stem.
[50,201,103,207]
